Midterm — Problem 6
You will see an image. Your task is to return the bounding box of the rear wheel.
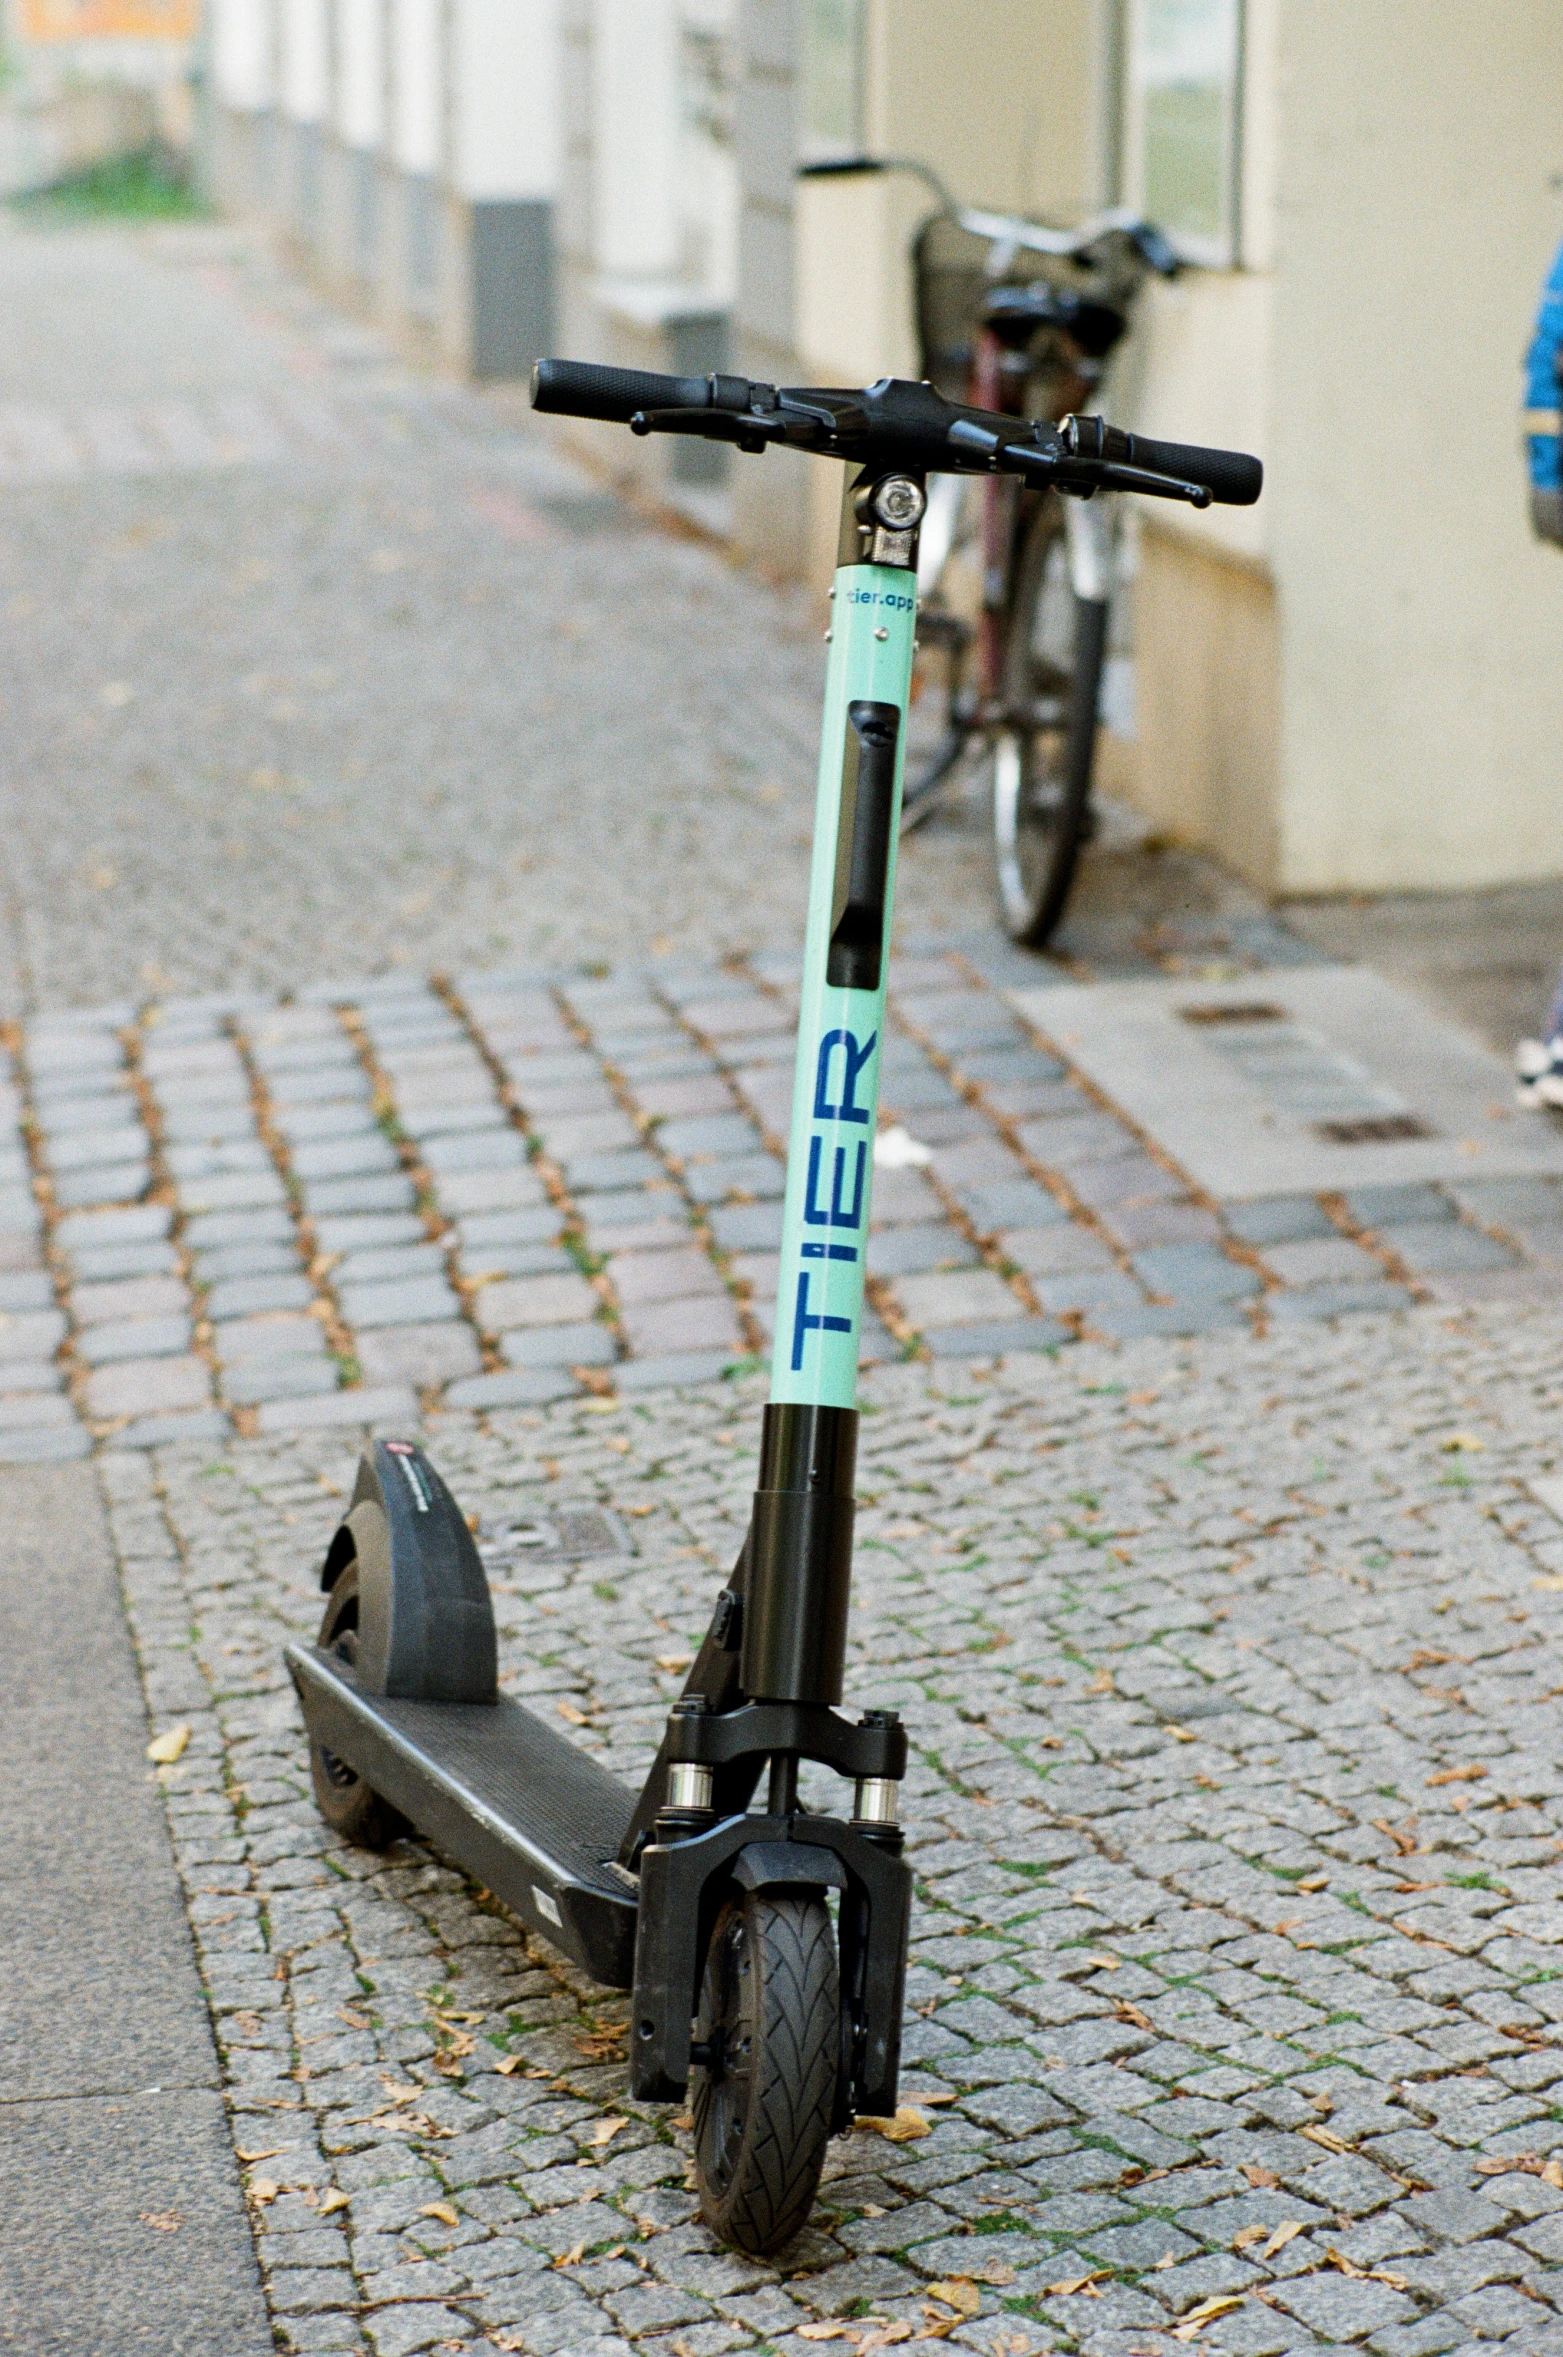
[990,497,1108,946]
[691,1887,839,2255]
[309,1566,409,1850]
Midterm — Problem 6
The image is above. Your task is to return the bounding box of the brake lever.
[943,419,1209,507]
[629,407,786,455]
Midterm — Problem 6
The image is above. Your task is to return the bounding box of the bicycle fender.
[1064,494,1111,603]
[317,1440,497,1704]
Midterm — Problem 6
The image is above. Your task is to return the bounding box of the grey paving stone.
[290,1135,400,1182]
[615,1348,742,1389]
[1260,1234,1383,1287]
[110,1409,232,1450]
[71,1244,186,1282]
[51,1163,150,1209]
[223,1360,340,1405]
[421,1131,527,1176]
[354,1324,482,1386]
[183,1207,296,1248]
[0,1390,78,1431]
[336,1277,461,1329]
[953,1179,1069,1233]
[302,1175,418,1217]
[894,1268,1027,1329]
[332,1245,447,1284]
[618,1294,744,1356]
[0,1307,65,1355]
[0,1360,66,1395]
[706,1202,786,1252]
[444,1368,582,1408]
[1133,1241,1261,1300]
[1223,1194,1337,1246]
[920,1316,1068,1356]
[312,1213,429,1253]
[681,1155,786,1204]
[1344,1182,1458,1228]
[867,1227,982,1278]
[46,1126,149,1171]
[207,1274,314,1318]
[0,1424,93,1462]
[83,1354,211,1420]
[473,1271,599,1330]
[1266,1281,1417,1323]
[454,1206,563,1251]
[77,1314,193,1365]
[434,1168,549,1216]
[252,1385,420,1434]
[501,1321,617,1368]
[1378,1220,1520,1275]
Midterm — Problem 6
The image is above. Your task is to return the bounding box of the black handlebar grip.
[1120,431,1262,506]
[530,358,713,424]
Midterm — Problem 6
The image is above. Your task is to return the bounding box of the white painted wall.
[280,0,329,123]
[451,0,561,202]
[590,0,679,276]
[213,0,274,112]
[337,0,382,149]
[390,0,442,176]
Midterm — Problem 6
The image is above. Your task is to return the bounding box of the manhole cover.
[480,1508,628,1564]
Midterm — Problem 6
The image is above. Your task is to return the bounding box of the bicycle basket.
[912,211,1092,403]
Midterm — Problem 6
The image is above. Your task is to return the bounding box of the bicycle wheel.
[990,495,1109,947]
[690,1886,839,2255]
[308,1567,410,1850]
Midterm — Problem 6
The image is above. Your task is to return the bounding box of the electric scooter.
[287,363,1261,2255]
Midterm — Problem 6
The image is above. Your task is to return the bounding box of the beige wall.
[1269,0,1563,895]
[1123,0,1563,897]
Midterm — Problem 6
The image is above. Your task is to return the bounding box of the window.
[800,0,864,164]
[1123,0,1244,266]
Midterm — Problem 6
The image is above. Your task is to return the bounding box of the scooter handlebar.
[530,357,719,424]
[1062,416,1261,506]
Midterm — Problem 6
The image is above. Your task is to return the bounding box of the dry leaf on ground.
[318,2188,349,2216]
[554,2239,588,2268]
[1045,2268,1110,2297]
[591,2116,627,2146]
[235,2146,282,2164]
[1174,2293,1246,2338]
[1325,2248,1407,2288]
[1301,2124,1351,2154]
[855,2107,930,2142]
[924,2279,982,2319]
[1262,2220,1307,2257]
[494,2053,526,2076]
[139,2211,180,2231]
[146,1724,191,1764]
[1242,2163,1280,2188]
[1426,1762,1486,1786]
[419,2202,460,2227]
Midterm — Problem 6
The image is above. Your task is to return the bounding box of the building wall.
[1270,0,1563,895]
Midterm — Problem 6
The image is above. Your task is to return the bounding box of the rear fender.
[316,1440,497,1704]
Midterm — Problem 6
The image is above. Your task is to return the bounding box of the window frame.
[1119,0,1246,270]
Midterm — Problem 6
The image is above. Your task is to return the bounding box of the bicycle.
[289,357,1259,2256]
[800,156,1182,946]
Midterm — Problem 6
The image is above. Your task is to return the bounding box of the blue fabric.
[1525,237,1563,490]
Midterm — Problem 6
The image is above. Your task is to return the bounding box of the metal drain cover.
[480,1508,628,1564]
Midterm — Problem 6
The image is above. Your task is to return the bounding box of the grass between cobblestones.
[103,1304,1563,2356]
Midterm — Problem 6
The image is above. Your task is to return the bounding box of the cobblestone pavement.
[4,945,1557,1468]
[109,1300,1563,2357]
[0,217,1012,1011]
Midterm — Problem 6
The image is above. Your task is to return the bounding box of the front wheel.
[691,1887,839,2255]
[309,1566,410,1850]
[990,499,1109,947]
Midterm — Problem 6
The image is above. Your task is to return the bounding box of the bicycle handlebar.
[796,155,1179,275]
[529,359,1263,510]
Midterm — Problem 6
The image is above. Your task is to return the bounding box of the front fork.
[625,470,921,2111]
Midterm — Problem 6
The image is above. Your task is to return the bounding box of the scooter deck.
[286,1643,638,1986]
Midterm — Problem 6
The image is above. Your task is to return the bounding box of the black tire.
[691,1887,839,2256]
[309,1566,410,1850]
[990,494,1109,947]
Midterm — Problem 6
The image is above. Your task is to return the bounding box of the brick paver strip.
[89,1301,1563,2354]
